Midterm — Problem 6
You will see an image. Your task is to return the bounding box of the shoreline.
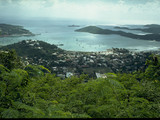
[64,47,160,54]
[1,40,160,54]
[0,34,35,38]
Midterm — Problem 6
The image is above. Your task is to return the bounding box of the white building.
[66,72,74,78]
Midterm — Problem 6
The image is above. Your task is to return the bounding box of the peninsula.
[0,24,34,37]
[75,26,160,41]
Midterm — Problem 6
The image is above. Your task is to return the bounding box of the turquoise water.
[0,18,160,52]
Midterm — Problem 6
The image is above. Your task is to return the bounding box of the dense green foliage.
[0,50,160,118]
[0,50,23,70]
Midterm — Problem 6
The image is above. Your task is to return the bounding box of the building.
[96,73,107,79]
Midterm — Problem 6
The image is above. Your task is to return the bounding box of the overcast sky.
[0,0,160,24]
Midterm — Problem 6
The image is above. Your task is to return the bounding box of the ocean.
[0,18,160,52]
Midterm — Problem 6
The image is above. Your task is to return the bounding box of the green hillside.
[0,50,160,118]
[0,40,64,58]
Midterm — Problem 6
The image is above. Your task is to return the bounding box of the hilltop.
[75,26,160,41]
[0,39,64,60]
[0,24,34,37]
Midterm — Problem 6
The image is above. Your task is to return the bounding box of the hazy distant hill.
[76,26,160,41]
[115,24,160,34]
[0,24,34,37]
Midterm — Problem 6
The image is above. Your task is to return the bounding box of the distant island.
[68,25,80,27]
[75,25,160,41]
[0,24,35,37]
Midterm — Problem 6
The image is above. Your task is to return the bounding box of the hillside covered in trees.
[0,49,160,118]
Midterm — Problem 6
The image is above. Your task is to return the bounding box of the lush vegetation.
[0,50,160,118]
[0,40,64,58]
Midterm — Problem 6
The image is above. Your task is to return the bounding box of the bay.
[0,18,160,52]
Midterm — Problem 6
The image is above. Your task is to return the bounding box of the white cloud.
[0,0,160,24]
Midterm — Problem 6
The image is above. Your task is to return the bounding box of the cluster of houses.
[21,40,157,79]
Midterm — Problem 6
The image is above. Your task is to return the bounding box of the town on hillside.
[1,39,158,79]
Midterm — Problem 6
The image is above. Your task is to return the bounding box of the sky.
[0,0,160,24]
